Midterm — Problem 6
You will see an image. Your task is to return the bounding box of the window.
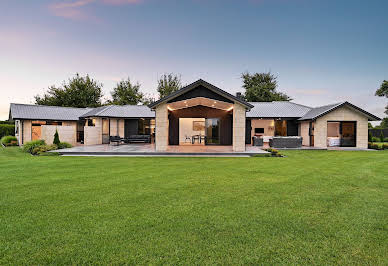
[15,121,19,134]
[254,128,264,134]
[87,119,95,126]
[46,121,62,126]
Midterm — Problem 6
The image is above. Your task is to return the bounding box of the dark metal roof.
[247,101,312,118]
[298,101,381,121]
[9,103,91,121]
[149,79,254,109]
[80,105,155,118]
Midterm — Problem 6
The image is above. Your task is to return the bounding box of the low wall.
[41,125,77,145]
[84,126,102,146]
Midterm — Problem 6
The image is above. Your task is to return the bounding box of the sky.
[0,0,387,123]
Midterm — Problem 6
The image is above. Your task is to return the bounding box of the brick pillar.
[155,103,169,151]
[233,103,246,152]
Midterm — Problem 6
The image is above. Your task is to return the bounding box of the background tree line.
[34,72,387,128]
[34,72,291,108]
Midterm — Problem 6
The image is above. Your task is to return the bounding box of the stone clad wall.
[22,120,32,145]
[233,103,246,152]
[314,105,368,148]
[155,103,169,151]
[84,127,102,146]
[299,121,310,146]
[41,124,77,145]
[84,117,102,146]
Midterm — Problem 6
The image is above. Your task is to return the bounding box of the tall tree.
[375,80,388,115]
[157,73,182,99]
[242,72,292,102]
[35,73,103,107]
[109,78,144,105]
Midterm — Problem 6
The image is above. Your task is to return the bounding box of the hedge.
[0,124,15,138]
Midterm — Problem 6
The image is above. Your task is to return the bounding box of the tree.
[53,130,60,145]
[375,117,388,129]
[109,78,144,105]
[375,80,388,115]
[242,72,292,102]
[35,74,103,108]
[157,73,182,99]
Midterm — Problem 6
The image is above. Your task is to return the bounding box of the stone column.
[155,103,169,151]
[233,103,246,152]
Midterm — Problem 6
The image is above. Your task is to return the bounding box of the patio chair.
[185,135,191,143]
[110,136,122,146]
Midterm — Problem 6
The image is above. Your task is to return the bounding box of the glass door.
[340,122,356,147]
[205,118,220,144]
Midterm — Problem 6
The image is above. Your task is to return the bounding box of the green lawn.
[0,147,387,264]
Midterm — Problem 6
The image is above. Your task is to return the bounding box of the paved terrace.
[54,144,269,157]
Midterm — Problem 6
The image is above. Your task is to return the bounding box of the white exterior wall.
[233,103,246,152]
[155,103,169,151]
[314,106,368,148]
[41,124,77,145]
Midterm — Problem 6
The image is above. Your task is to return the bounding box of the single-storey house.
[9,79,380,150]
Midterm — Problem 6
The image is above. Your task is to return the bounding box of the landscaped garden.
[0,147,387,264]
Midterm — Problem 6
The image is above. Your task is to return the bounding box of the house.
[9,79,380,150]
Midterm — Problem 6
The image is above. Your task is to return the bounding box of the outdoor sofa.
[269,136,303,148]
[110,135,151,145]
[125,135,151,144]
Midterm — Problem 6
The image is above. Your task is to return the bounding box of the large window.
[205,118,220,144]
[138,119,155,135]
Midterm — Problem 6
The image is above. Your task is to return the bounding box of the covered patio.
[54,143,269,156]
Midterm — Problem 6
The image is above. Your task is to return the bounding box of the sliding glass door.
[340,122,356,147]
[205,118,220,144]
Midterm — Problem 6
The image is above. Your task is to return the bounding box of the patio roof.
[149,79,254,110]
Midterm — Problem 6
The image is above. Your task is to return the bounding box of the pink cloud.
[101,0,142,4]
[48,0,142,21]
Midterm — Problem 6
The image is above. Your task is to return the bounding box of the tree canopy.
[242,72,292,102]
[109,78,144,105]
[157,73,182,99]
[35,74,103,108]
[375,80,388,115]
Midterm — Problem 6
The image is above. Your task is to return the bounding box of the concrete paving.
[53,144,269,157]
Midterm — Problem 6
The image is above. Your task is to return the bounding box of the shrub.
[53,130,60,145]
[368,131,372,142]
[384,137,388,142]
[368,143,384,150]
[379,131,385,142]
[264,148,283,157]
[0,124,15,139]
[371,137,380,142]
[31,144,58,155]
[383,143,388,150]
[57,142,72,149]
[1,136,18,146]
[22,140,45,154]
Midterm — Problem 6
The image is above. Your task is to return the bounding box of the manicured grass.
[0,147,387,264]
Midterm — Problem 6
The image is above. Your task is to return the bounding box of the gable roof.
[148,79,254,109]
[80,105,154,118]
[246,101,312,118]
[9,103,91,121]
[298,101,380,121]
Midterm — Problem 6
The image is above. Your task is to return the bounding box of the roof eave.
[149,79,253,109]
